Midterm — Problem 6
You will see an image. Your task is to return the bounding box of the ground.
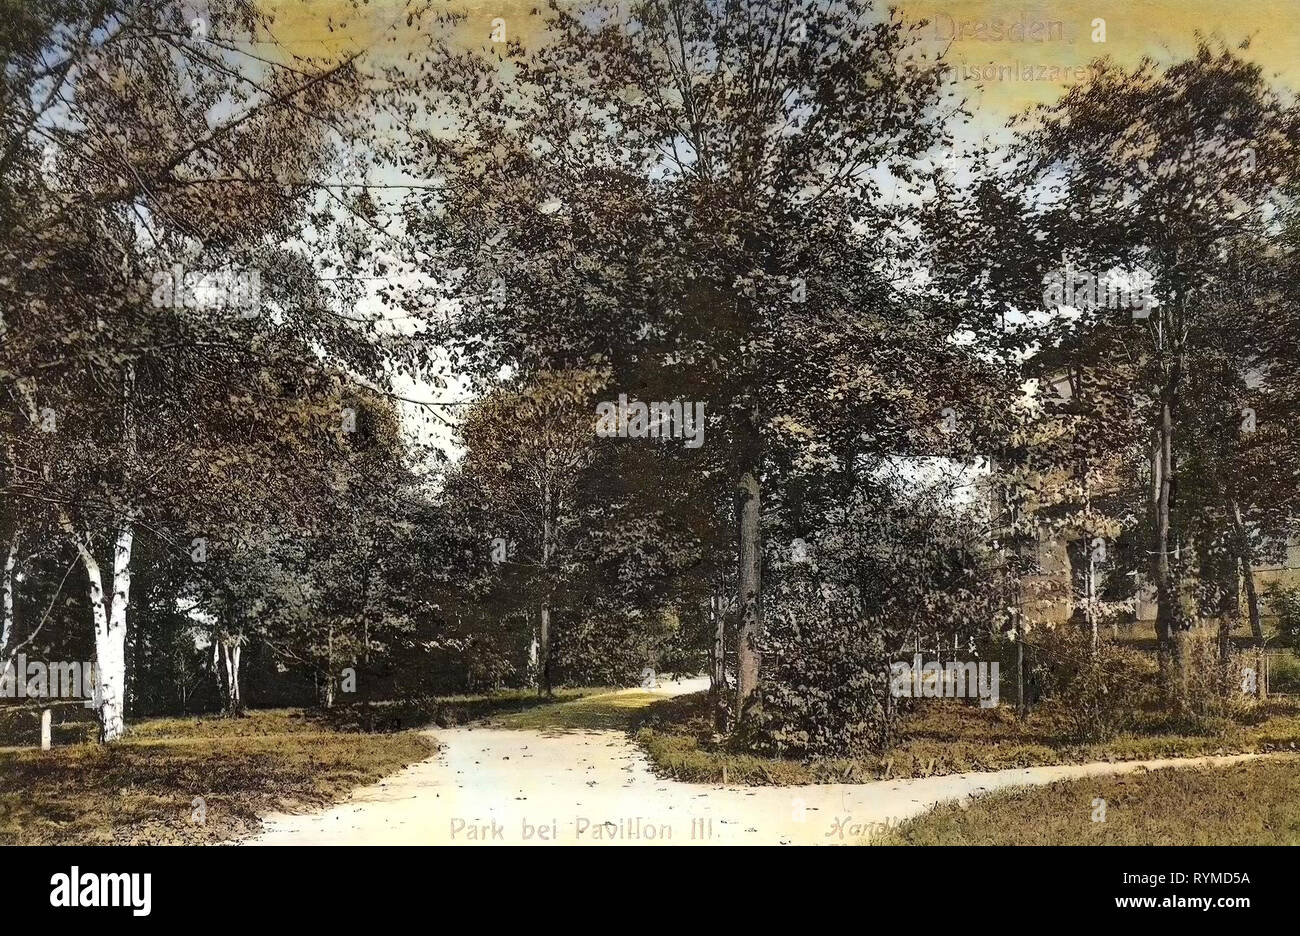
[246,678,1293,846]
[0,687,599,845]
[8,679,1298,845]
[0,709,435,845]
[876,756,1300,845]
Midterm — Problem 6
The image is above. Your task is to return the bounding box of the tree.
[1009,41,1300,701]
[453,369,604,695]
[1,0,413,738]
[410,0,972,724]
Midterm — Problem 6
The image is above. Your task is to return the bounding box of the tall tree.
[1,0,410,738]
[410,0,969,722]
[1010,42,1300,701]
[453,369,604,695]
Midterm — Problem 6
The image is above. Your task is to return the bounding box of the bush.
[1266,584,1300,649]
[1181,628,1260,720]
[734,575,895,758]
[1032,627,1152,742]
[1271,653,1300,695]
[733,477,1002,759]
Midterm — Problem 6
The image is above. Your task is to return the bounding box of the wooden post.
[40,708,51,750]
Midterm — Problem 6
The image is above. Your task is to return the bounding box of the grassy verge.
[871,756,1300,845]
[319,685,611,733]
[491,687,653,732]
[0,685,615,749]
[631,691,1300,785]
[0,708,437,845]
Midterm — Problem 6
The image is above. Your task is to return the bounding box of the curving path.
[246,678,1278,846]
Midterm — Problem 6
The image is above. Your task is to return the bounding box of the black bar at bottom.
[6,845,1273,922]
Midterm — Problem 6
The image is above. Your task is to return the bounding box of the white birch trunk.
[1,538,15,654]
[64,517,133,743]
[95,363,137,741]
[220,638,242,715]
[231,643,240,711]
[99,521,133,742]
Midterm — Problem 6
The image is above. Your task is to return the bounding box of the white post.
[40,708,51,750]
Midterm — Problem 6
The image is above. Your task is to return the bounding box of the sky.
[904,0,1300,126]
[257,0,1300,126]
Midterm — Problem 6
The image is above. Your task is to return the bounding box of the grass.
[318,685,610,733]
[0,684,619,746]
[631,691,1300,785]
[871,756,1300,845]
[0,708,437,845]
[0,703,104,748]
[491,687,653,732]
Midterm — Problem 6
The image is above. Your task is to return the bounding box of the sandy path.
[247,678,1276,846]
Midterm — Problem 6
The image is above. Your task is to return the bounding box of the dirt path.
[246,679,1276,846]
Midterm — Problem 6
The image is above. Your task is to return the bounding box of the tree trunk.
[1229,500,1263,640]
[708,578,726,731]
[538,479,554,697]
[1,537,15,654]
[70,364,139,743]
[528,622,539,689]
[1242,557,1262,640]
[1087,544,1098,649]
[735,471,762,719]
[1014,577,1027,717]
[1151,405,1185,704]
[538,602,551,697]
[231,643,241,714]
[65,519,133,743]
[220,637,243,716]
[102,521,133,742]
[1016,630,1026,718]
[325,622,335,708]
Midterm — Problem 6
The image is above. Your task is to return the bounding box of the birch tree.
[1,0,415,739]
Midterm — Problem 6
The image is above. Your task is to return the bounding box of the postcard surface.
[0,0,1292,916]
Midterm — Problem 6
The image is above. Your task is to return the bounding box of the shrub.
[734,477,1001,759]
[1266,584,1300,649]
[1271,653,1300,695]
[1181,628,1255,719]
[1032,627,1152,742]
[735,576,895,758]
